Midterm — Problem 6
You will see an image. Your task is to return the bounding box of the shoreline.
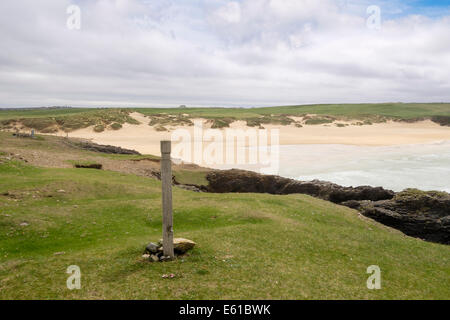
[1,130,448,245]
[52,113,450,158]
[205,169,450,245]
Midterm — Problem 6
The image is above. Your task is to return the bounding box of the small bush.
[110,123,122,130]
[93,125,105,133]
[74,162,103,170]
[245,115,294,127]
[155,125,168,132]
[21,118,57,131]
[211,118,234,129]
[305,118,334,125]
[40,127,59,133]
[431,116,450,127]
[148,114,193,127]
[1,119,15,126]
[245,118,262,127]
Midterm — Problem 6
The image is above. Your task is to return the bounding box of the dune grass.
[1,103,449,133]
[0,109,139,133]
[135,103,450,120]
[0,159,449,299]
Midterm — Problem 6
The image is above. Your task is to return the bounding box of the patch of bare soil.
[0,135,211,183]
[66,140,140,155]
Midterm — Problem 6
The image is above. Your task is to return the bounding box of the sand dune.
[63,113,450,159]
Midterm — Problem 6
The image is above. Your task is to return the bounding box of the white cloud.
[212,1,241,24]
[0,0,449,108]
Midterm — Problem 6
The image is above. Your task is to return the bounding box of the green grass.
[0,108,94,120]
[1,103,449,133]
[304,118,335,125]
[245,115,295,127]
[110,123,122,130]
[135,103,450,120]
[0,159,449,299]
[174,170,209,186]
[148,114,193,127]
[0,108,139,133]
[93,125,105,133]
[209,118,234,129]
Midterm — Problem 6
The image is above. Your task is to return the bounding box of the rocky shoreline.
[66,140,141,155]
[203,169,449,245]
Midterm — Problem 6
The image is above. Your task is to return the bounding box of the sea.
[211,140,450,193]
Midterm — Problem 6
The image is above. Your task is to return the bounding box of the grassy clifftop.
[0,134,449,299]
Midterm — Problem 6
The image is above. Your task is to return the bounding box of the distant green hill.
[1,103,449,133]
[137,103,450,119]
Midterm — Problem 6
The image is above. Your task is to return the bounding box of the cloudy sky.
[1,0,449,108]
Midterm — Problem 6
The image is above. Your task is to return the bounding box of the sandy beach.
[61,113,450,159]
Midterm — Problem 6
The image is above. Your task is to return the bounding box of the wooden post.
[160,140,174,258]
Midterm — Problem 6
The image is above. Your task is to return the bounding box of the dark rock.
[342,189,450,244]
[206,169,395,203]
[75,163,102,170]
[145,242,160,254]
[340,200,362,209]
[205,169,448,245]
[69,141,140,155]
[12,132,35,139]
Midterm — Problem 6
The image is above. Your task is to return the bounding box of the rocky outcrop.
[205,169,449,245]
[342,189,450,244]
[69,140,140,155]
[206,169,394,203]
[74,163,102,170]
